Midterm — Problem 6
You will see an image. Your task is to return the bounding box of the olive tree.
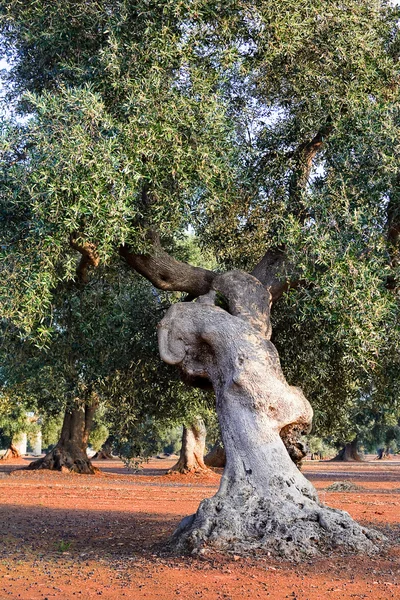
[1,0,399,557]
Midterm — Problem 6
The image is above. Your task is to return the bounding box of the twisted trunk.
[170,417,210,474]
[158,271,382,558]
[205,427,307,471]
[29,402,98,474]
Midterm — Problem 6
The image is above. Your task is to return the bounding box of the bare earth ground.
[0,456,399,600]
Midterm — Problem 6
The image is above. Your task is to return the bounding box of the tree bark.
[158,270,382,558]
[0,443,22,461]
[204,428,307,470]
[120,232,215,297]
[28,402,98,474]
[332,439,364,462]
[170,417,210,474]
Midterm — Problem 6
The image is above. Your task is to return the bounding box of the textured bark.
[29,403,98,474]
[170,417,210,474]
[0,443,22,460]
[158,270,382,558]
[204,429,307,470]
[204,440,226,468]
[120,232,215,297]
[332,439,364,463]
[250,249,290,302]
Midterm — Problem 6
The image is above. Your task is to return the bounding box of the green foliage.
[0,391,32,447]
[306,436,336,459]
[40,413,63,450]
[88,423,109,453]
[160,426,183,455]
[56,540,72,553]
[0,0,399,442]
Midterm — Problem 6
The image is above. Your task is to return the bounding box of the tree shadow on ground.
[1,503,399,567]
[0,504,180,563]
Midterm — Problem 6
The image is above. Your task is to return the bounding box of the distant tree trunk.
[93,436,115,460]
[0,443,22,460]
[204,427,307,470]
[170,417,210,474]
[204,439,226,468]
[332,438,363,462]
[29,401,98,474]
[376,447,391,460]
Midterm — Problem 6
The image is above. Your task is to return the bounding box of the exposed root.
[28,447,98,475]
[0,444,22,461]
[172,485,385,560]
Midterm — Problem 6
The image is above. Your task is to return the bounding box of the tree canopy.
[0,0,399,441]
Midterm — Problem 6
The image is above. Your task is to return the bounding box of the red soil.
[0,456,399,599]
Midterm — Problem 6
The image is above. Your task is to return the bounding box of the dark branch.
[253,121,333,300]
[119,232,216,297]
[120,124,332,303]
[288,119,333,221]
[250,248,290,302]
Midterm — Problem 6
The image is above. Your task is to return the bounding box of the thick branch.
[288,120,333,221]
[120,233,216,297]
[253,122,333,300]
[250,249,289,302]
[70,234,100,284]
[386,186,400,290]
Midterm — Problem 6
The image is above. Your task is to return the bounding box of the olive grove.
[0,0,400,557]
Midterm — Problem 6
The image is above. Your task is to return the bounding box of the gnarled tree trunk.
[0,443,22,461]
[170,417,210,474]
[158,271,381,558]
[332,438,363,462]
[29,401,98,474]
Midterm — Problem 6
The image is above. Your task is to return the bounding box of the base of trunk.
[92,449,115,460]
[0,444,22,460]
[169,456,211,475]
[169,418,211,474]
[28,445,98,474]
[376,447,391,460]
[93,439,115,460]
[172,478,383,560]
[332,442,363,462]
